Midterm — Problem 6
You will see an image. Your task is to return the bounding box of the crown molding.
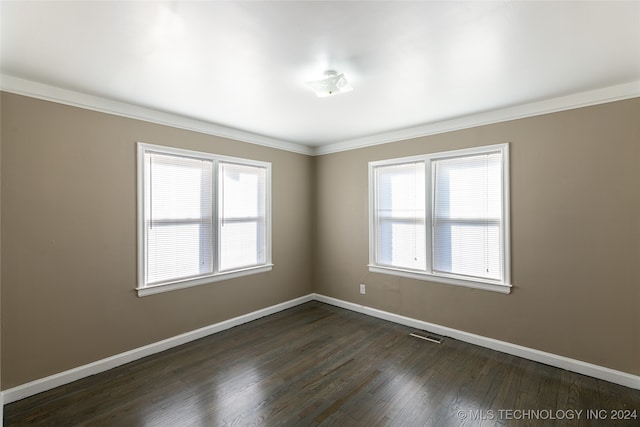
[0,74,314,156]
[314,80,640,156]
[2,75,638,157]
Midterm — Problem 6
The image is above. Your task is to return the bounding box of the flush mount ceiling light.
[306,70,353,97]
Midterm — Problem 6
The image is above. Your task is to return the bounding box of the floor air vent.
[410,330,443,344]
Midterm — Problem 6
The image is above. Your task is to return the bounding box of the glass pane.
[147,154,212,221]
[219,221,265,271]
[374,162,426,270]
[219,162,267,271]
[146,222,213,284]
[377,219,427,270]
[433,222,501,280]
[432,152,502,280]
[144,152,213,284]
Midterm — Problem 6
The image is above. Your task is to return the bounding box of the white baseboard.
[312,293,640,390]
[3,292,638,408]
[2,294,313,405]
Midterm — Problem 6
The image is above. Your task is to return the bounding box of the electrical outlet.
[360,283,366,294]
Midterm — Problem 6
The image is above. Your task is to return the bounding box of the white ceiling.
[2,1,639,151]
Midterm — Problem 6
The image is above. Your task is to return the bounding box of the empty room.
[1,1,639,425]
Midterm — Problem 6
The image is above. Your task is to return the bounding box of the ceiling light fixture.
[306,70,353,97]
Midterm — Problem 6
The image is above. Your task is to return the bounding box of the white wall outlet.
[360,283,366,294]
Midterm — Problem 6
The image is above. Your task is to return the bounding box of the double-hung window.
[369,144,511,293]
[137,143,272,296]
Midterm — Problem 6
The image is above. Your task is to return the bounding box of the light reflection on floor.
[131,358,266,426]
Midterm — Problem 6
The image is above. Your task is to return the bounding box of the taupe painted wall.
[0,90,3,408]
[1,92,639,391]
[314,98,640,376]
[1,93,314,388]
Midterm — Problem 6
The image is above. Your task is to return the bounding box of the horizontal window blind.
[144,152,213,284]
[432,152,503,281]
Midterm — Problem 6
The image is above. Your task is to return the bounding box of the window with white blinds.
[137,143,272,296]
[369,144,511,293]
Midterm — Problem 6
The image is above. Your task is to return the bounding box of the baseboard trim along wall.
[312,294,640,391]
[2,293,638,407]
[1,294,314,405]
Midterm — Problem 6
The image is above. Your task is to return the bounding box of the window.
[369,144,511,293]
[137,143,272,296]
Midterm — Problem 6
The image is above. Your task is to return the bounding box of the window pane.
[432,152,502,280]
[433,222,501,280]
[147,223,213,284]
[220,221,262,270]
[147,154,212,220]
[375,162,426,270]
[144,153,213,284]
[219,162,266,271]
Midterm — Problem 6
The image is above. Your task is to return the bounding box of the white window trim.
[136,142,273,297]
[368,143,511,294]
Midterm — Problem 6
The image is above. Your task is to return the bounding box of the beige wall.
[0,90,3,410]
[1,92,639,391]
[0,93,314,388]
[314,98,640,376]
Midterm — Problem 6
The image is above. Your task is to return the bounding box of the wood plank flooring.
[5,301,640,426]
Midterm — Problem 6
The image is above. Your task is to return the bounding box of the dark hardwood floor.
[5,301,639,426]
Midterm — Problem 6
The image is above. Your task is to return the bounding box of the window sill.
[368,265,511,294]
[137,264,274,297]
